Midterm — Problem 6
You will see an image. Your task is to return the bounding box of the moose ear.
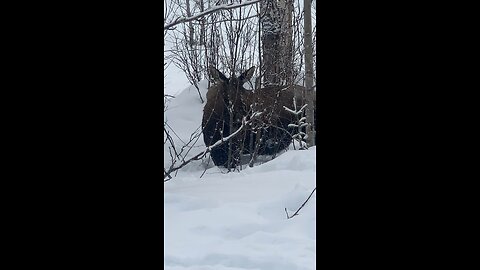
[209,66,228,83]
[238,66,255,82]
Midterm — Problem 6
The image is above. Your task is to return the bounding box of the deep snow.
[164,78,316,270]
[164,4,316,265]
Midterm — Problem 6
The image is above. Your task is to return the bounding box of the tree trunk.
[304,0,315,146]
[279,0,294,85]
[186,0,195,47]
[199,0,205,46]
[261,0,294,86]
[260,0,281,86]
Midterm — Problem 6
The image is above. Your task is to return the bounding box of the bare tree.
[164,0,264,30]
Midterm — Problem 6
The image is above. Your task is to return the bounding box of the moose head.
[208,66,256,105]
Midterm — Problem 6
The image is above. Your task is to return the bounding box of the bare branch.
[285,187,316,219]
[164,114,258,181]
[164,0,265,30]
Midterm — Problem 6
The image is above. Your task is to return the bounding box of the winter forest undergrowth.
[164,0,316,269]
[164,82,316,270]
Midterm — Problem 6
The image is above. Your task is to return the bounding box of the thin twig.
[285,187,316,219]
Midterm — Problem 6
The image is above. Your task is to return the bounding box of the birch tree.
[260,0,294,86]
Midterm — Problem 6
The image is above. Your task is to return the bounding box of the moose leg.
[227,145,240,170]
[276,128,293,152]
[226,129,243,170]
[248,129,263,167]
[260,124,293,156]
[203,121,231,167]
[210,143,229,167]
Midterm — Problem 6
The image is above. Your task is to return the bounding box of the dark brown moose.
[202,66,313,169]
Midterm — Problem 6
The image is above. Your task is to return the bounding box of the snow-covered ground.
[164,76,316,269]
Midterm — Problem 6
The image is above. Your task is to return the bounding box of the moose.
[202,66,315,169]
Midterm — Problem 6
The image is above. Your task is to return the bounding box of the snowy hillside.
[164,81,316,270]
[164,80,210,177]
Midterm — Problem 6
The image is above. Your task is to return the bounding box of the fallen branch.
[285,187,316,219]
[164,115,254,181]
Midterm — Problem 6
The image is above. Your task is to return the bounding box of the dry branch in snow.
[164,114,257,181]
[285,187,316,219]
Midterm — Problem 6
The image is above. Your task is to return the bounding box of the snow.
[164,1,317,266]
[164,65,194,97]
[164,148,316,270]
[164,76,316,269]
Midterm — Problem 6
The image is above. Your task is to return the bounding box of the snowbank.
[164,82,316,270]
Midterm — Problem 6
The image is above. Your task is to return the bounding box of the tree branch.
[164,0,265,31]
[164,115,255,181]
[285,187,316,219]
